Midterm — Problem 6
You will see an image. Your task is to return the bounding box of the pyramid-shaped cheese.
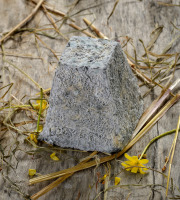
[39,36,143,153]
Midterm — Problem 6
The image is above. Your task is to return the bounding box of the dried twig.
[0,51,42,59]
[157,2,180,7]
[145,26,163,53]
[34,34,59,60]
[130,65,154,87]
[69,23,96,38]
[83,18,108,39]
[0,83,13,100]
[30,0,66,17]
[42,4,69,40]
[166,116,180,196]
[29,93,180,185]
[30,151,97,200]
[0,0,44,43]
[5,59,42,89]
[107,0,120,24]
[132,79,180,138]
[58,0,81,30]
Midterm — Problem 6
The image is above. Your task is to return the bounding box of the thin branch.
[42,4,69,41]
[30,151,97,200]
[29,93,180,185]
[34,34,59,60]
[166,116,180,196]
[5,59,42,89]
[83,18,108,39]
[30,0,75,21]
[69,23,96,38]
[0,0,44,43]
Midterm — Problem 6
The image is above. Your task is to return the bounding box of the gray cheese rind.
[39,36,144,153]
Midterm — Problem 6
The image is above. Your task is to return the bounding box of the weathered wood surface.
[0,0,179,200]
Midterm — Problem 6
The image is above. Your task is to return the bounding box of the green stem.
[139,128,180,160]
[36,88,43,133]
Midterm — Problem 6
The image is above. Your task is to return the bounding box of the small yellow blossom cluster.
[27,125,43,144]
[29,169,36,176]
[33,100,47,110]
[121,153,149,174]
[27,100,47,144]
[29,133,38,144]
[101,174,121,186]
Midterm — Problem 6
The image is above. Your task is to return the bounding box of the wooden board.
[0,0,180,199]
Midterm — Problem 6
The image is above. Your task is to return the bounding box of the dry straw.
[29,90,180,186]
[0,1,179,199]
[0,0,44,43]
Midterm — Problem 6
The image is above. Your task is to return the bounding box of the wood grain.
[0,0,179,200]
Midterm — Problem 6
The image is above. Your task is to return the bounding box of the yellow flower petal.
[124,161,132,165]
[126,168,131,171]
[139,168,146,174]
[101,174,107,181]
[115,177,121,185]
[29,169,36,176]
[30,134,34,140]
[50,152,59,161]
[132,156,138,160]
[103,174,107,179]
[121,163,131,171]
[124,153,134,161]
[139,159,149,164]
[42,101,47,110]
[121,163,129,168]
[131,167,138,173]
[29,133,38,143]
[33,100,47,110]
[37,100,47,110]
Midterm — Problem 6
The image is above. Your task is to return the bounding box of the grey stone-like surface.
[39,36,143,153]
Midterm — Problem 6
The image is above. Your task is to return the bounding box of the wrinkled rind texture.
[39,36,144,153]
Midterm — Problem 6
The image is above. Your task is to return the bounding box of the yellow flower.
[29,169,36,176]
[28,133,38,143]
[100,174,108,184]
[121,153,149,174]
[33,100,47,110]
[37,125,43,132]
[50,152,60,161]
[103,174,107,179]
[114,177,121,185]
[27,125,43,143]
